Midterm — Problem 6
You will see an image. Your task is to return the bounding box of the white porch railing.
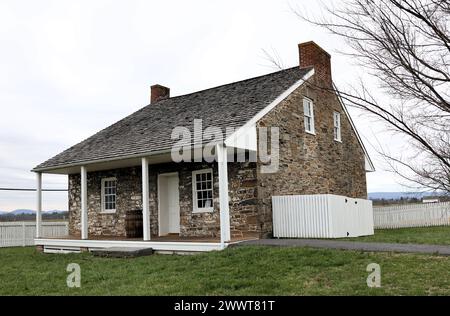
[0,221,69,248]
[373,202,450,229]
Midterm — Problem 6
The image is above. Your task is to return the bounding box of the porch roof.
[33,67,312,173]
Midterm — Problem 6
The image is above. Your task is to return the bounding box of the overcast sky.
[0,0,411,212]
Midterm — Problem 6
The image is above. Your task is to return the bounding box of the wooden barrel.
[125,209,143,238]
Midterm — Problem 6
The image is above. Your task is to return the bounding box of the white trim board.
[35,238,226,252]
[334,83,375,172]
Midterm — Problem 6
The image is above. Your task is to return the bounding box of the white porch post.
[217,144,231,244]
[81,166,88,240]
[141,157,151,241]
[35,172,42,238]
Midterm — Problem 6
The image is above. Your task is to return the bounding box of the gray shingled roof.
[34,66,312,171]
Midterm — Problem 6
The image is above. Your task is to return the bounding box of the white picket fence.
[373,202,450,229]
[0,222,69,248]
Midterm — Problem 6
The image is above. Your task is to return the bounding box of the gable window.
[101,177,117,213]
[192,169,213,213]
[303,98,315,134]
[333,111,341,142]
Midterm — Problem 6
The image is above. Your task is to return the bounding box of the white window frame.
[101,177,117,214]
[333,111,342,142]
[192,169,214,213]
[303,98,315,135]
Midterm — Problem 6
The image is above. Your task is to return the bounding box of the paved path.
[234,239,450,256]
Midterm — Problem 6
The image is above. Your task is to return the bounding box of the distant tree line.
[372,195,450,206]
[0,212,68,222]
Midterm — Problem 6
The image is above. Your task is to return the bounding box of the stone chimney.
[298,41,332,88]
[151,84,170,104]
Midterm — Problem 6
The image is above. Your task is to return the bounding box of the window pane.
[103,179,117,211]
[334,113,339,127]
[193,171,213,210]
[303,101,310,116]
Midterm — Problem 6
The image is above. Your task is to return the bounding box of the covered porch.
[34,140,259,253]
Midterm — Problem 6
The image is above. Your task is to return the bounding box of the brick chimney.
[151,84,170,104]
[298,41,332,88]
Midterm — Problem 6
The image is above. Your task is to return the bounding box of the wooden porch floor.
[40,233,260,243]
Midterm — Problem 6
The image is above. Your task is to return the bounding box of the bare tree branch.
[260,47,285,70]
[294,0,450,193]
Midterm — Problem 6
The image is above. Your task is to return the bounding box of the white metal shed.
[272,194,374,238]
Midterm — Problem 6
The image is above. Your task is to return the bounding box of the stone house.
[33,41,374,253]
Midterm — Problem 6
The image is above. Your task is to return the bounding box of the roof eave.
[31,147,175,173]
[225,68,315,145]
[333,83,376,172]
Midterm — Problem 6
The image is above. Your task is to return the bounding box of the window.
[101,178,117,213]
[333,111,341,142]
[303,98,315,134]
[192,169,213,213]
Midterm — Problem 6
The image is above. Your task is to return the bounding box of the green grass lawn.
[0,246,449,295]
[345,226,450,245]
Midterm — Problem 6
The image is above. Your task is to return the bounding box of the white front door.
[167,175,180,233]
[158,173,180,235]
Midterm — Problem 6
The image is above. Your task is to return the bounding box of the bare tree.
[295,0,450,193]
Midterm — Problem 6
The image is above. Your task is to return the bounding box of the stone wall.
[256,82,367,237]
[228,161,258,238]
[68,167,143,237]
[68,161,258,238]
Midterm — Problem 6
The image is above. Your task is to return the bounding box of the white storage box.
[272,194,374,238]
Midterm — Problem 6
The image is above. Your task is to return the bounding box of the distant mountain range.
[368,192,444,200]
[0,209,67,215]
